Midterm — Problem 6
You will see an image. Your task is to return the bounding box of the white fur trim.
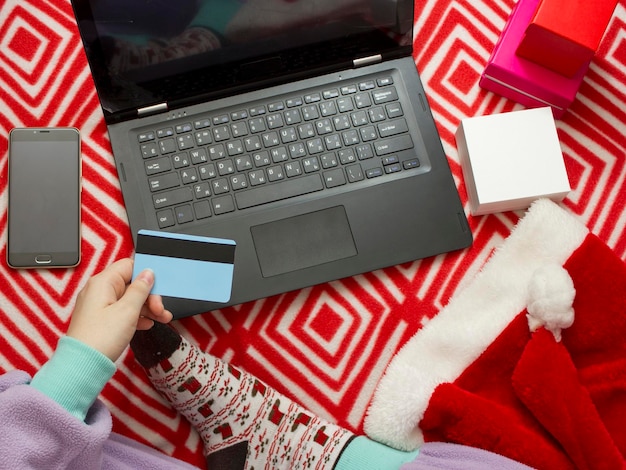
[363,199,589,450]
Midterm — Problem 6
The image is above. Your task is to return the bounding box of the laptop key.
[149,172,180,191]
[403,158,421,169]
[157,127,174,139]
[212,195,235,215]
[141,142,159,158]
[374,135,414,156]
[386,102,404,118]
[235,174,324,209]
[372,87,399,104]
[153,187,193,209]
[346,164,364,182]
[156,208,175,228]
[366,167,384,178]
[159,139,177,154]
[174,204,194,224]
[193,200,212,219]
[145,156,172,175]
[324,168,346,188]
[193,119,211,129]
[175,123,192,133]
[384,163,402,174]
[378,118,409,137]
[138,131,155,142]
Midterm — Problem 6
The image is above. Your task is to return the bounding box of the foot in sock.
[131,323,354,469]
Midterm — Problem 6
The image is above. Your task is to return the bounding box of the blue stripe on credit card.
[132,229,236,303]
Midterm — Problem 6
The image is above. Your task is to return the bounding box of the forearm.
[30,335,116,421]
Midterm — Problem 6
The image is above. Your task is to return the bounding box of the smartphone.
[7,127,82,268]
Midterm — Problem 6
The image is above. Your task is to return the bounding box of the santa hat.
[365,199,626,469]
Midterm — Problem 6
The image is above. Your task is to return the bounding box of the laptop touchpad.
[251,206,357,278]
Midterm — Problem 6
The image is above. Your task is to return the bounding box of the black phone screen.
[7,128,81,268]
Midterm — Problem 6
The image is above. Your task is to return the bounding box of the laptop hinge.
[353,54,382,68]
[137,102,168,117]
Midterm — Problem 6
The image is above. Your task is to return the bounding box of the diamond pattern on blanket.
[1,0,626,468]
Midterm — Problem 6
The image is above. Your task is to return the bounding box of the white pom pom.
[526,264,576,342]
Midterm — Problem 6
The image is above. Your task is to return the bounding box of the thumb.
[118,269,155,314]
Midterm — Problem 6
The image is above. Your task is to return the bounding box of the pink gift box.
[479,0,590,119]
[516,0,618,77]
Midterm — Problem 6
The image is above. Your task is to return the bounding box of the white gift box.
[456,107,571,216]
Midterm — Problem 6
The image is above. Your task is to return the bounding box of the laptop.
[70,0,473,318]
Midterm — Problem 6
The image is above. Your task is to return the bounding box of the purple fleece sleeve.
[400,442,535,470]
[0,370,113,469]
[0,370,199,469]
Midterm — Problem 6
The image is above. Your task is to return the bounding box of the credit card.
[132,229,236,303]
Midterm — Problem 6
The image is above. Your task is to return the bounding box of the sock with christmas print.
[131,322,354,469]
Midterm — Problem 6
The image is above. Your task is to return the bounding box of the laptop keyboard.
[137,74,420,228]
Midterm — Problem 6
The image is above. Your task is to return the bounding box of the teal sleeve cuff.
[335,436,419,470]
[30,336,116,422]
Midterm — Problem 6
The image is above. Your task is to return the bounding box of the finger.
[155,308,174,324]
[116,269,155,316]
[136,317,155,330]
[146,293,164,313]
[103,258,134,283]
[145,294,173,319]
[93,258,135,301]
[74,258,132,309]
[141,296,174,324]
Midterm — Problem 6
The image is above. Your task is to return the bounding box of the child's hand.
[66,258,173,362]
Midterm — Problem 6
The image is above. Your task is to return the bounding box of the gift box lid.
[516,0,618,77]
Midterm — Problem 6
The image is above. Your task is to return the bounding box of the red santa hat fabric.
[365,199,626,469]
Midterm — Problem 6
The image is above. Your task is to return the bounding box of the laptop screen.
[72,0,414,122]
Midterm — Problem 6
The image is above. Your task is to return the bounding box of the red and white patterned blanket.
[1,1,625,467]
